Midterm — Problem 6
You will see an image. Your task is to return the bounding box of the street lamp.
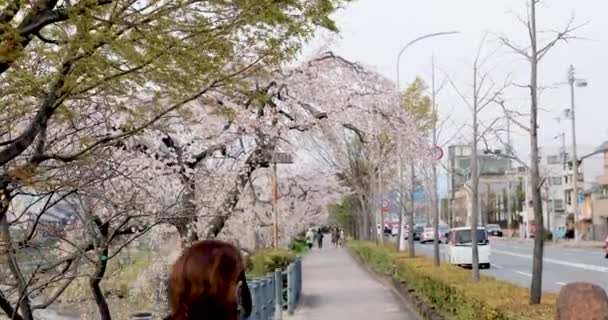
[566,65,588,241]
[395,30,460,252]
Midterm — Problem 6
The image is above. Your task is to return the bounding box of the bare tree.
[498,0,582,304]
[447,36,507,281]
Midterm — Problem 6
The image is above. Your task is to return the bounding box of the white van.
[446,227,491,269]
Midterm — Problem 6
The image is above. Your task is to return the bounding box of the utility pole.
[272,163,278,247]
[506,112,513,238]
[568,65,580,241]
[271,152,293,248]
[447,167,452,227]
[544,180,551,238]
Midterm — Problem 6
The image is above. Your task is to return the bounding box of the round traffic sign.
[381,199,390,211]
[432,145,444,160]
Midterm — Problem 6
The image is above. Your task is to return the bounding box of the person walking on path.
[337,228,344,247]
[167,240,252,320]
[317,228,324,249]
[331,227,338,247]
[305,228,315,250]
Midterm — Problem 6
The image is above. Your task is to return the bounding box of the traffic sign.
[381,199,390,212]
[432,145,444,160]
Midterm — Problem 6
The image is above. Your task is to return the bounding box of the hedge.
[246,248,297,278]
[349,241,556,320]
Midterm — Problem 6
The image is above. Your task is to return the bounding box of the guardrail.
[131,258,303,320]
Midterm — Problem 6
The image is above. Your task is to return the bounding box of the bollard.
[129,312,153,320]
[274,269,283,320]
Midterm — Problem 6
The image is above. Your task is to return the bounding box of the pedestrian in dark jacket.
[317,229,324,249]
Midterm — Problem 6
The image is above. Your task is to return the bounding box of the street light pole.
[395,31,460,252]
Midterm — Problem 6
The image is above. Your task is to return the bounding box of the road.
[412,238,608,293]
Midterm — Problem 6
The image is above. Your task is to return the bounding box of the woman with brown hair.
[167,240,252,320]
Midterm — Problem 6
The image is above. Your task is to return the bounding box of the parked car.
[403,225,423,241]
[420,225,450,244]
[420,227,435,244]
[486,224,503,237]
[446,227,491,269]
[413,225,424,241]
[439,224,450,241]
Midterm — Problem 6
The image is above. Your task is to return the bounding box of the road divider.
[493,249,608,273]
[349,241,556,320]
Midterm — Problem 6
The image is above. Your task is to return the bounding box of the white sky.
[300,0,608,155]
[299,0,608,196]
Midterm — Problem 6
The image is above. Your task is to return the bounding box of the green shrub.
[348,241,556,320]
[247,249,296,278]
[288,238,309,254]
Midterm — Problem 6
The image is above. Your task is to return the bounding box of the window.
[453,230,488,245]
[566,192,572,205]
[550,177,562,185]
[554,199,564,210]
[547,155,560,164]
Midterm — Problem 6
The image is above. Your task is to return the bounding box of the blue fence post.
[298,258,302,302]
[264,274,273,320]
[250,280,260,320]
[261,277,269,320]
[274,269,283,320]
[287,263,295,315]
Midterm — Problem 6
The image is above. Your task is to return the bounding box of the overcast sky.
[299,0,608,196]
[301,0,608,157]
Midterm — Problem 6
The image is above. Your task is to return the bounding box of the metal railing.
[131,258,303,320]
[247,258,302,320]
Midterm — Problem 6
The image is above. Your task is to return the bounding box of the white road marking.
[515,270,532,277]
[556,282,567,286]
[493,249,608,273]
[492,264,504,269]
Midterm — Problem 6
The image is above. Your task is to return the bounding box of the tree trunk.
[90,247,111,320]
[357,194,369,240]
[529,0,544,305]
[471,64,480,282]
[0,207,34,320]
[0,291,24,320]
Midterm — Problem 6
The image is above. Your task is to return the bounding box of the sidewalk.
[287,242,419,320]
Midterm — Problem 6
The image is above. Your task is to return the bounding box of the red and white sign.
[381,199,390,212]
[432,145,444,160]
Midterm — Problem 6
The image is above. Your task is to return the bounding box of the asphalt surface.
[289,239,420,320]
[411,237,608,293]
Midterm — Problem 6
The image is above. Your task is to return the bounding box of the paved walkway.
[288,241,419,320]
